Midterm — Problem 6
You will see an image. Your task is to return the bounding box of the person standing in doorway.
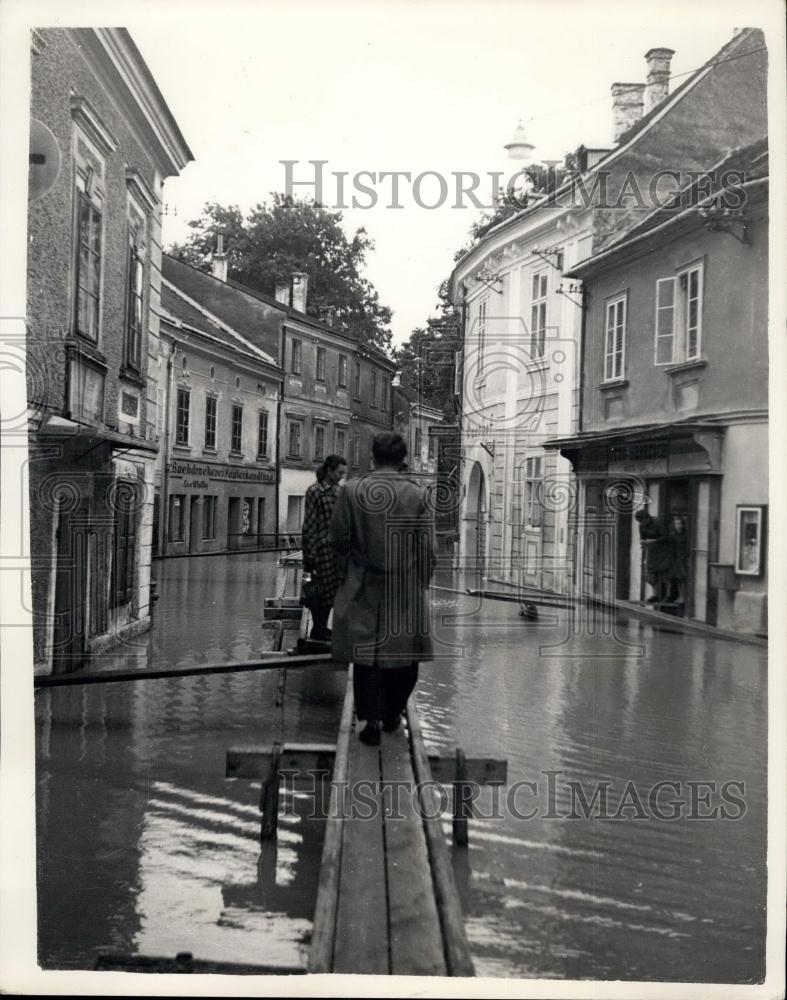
[634,506,671,604]
[301,454,347,641]
[666,513,690,609]
[330,432,435,746]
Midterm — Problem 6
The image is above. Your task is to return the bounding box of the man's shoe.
[359,722,381,746]
[382,715,402,733]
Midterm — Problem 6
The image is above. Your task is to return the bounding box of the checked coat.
[301,479,343,604]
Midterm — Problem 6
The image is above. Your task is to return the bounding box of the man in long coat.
[330,432,435,745]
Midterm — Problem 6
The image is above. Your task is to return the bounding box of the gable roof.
[451,27,767,284]
[161,281,281,372]
[567,137,768,276]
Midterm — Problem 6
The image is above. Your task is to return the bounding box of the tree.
[393,281,461,423]
[169,194,393,350]
[453,155,579,260]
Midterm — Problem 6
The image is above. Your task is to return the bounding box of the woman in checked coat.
[301,454,347,640]
[329,432,436,745]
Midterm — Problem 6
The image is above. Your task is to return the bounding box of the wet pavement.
[35,553,767,981]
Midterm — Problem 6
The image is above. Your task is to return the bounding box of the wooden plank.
[381,726,447,977]
[33,653,335,689]
[308,670,355,974]
[427,754,507,785]
[226,743,336,779]
[406,699,475,978]
[332,726,388,974]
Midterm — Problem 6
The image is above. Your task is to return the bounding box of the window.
[176,388,190,445]
[169,494,185,542]
[604,295,626,381]
[338,354,348,388]
[291,339,302,375]
[125,239,144,369]
[428,434,437,461]
[335,425,346,456]
[231,404,243,453]
[478,297,488,371]
[316,346,326,382]
[352,433,361,466]
[525,456,543,528]
[354,361,362,398]
[202,495,217,539]
[257,410,269,456]
[204,395,217,450]
[655,264,703,365]
[288,420,302,457]
[381,380,388,411]
[111,480,137,607]
[530,272,548,359]
[370,370,378,407]
[75,186,102,341]
[314,424,325,460]
[415,427,423,460]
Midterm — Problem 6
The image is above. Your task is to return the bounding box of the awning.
[35,415,159,454]
[544,421,725,477]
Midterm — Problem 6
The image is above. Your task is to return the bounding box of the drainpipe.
[577,286,587,434]
[275,383,282,548]
[161,339,176,552]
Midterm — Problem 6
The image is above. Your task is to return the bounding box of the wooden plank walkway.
[308,671,474,977]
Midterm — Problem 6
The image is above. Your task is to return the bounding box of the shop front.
[159,458,277,557]
[547,422,767,634]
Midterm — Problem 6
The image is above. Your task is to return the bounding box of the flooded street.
[35,553,767,981]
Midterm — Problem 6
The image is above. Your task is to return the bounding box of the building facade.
[392,381,442,487]
[26,28,191,673]
[155,281,283,556]
[548,141,768,634]
[450,28,767,601]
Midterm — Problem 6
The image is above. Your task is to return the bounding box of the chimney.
[275,281,290,307]
[611,82,646,143]
[291,272,308,313]
[318,305,335,327]
[644,47,675,114]
[211,231,228,282]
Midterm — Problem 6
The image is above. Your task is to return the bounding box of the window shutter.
[655,277,676,364]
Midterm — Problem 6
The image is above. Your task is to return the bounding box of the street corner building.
[450,27,768,635]
[549,138,768,635]
[26,29,193,673]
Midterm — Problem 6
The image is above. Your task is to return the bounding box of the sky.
[25,1,786,344]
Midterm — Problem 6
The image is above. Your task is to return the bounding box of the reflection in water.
[36,556,767,981]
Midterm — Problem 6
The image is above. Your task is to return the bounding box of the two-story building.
[26,28,192,673]
[392,380,442,486]
[450,28,767,600]
[155,281,283,556]
[547,140,768,635]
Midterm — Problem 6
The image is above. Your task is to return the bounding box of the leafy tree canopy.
[169,194,393,351]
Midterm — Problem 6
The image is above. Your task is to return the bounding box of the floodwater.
[35,553,767,981]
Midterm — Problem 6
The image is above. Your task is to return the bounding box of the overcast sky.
[39,1,782,344]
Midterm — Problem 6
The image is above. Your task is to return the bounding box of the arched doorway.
[465,461,487,578]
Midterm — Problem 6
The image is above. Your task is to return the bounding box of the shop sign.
[608,441,668,476]
[168,459,275,485]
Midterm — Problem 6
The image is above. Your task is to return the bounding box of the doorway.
[52,496,90,673]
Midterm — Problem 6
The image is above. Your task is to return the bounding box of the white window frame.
[524,455,543,529]
[654,262,704,365]
[604,293,626,382]
[530,271,548,360]
[477,297,488,373]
